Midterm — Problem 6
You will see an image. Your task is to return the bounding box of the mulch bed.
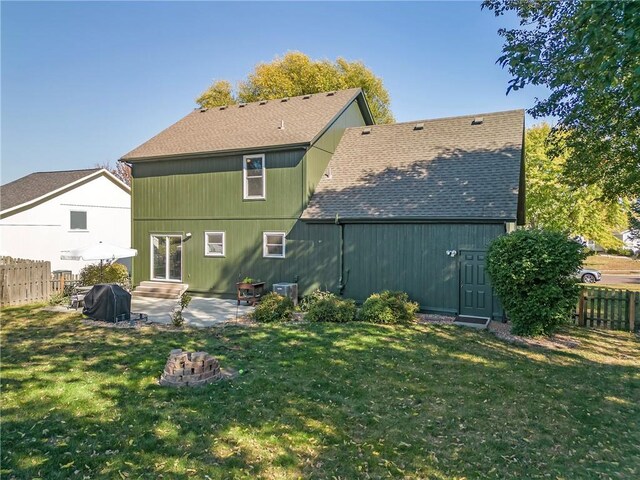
[488,320,581,349]
[417,312,581,350]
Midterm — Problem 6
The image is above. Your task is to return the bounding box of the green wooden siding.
[132,149,305,220]
[340,223,506,316]
[305,101,365,204]
[133,219,339,296]
[130,99,366,289]
[133,214,506,315]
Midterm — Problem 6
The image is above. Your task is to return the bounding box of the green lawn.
[1,306,639,479]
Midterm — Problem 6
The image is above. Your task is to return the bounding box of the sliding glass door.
[151,235,182,281]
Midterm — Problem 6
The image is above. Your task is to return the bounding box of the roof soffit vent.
[472,117,484,125]
[414,123,424,130]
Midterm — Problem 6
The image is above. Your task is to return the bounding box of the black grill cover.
[82,284,131,322]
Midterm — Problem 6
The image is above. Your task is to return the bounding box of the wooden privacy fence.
[51,271,81,295]
[0,257,51,307]
[575,286,639,332]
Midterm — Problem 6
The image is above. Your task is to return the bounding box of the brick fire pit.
[159,349,222,387]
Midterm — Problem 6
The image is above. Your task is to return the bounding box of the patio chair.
[68,285,92,310]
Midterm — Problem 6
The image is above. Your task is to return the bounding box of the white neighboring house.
[0,168,131,273]
[615,230,640,255]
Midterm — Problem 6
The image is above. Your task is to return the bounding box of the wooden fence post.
[630,291,636,333]
[578,288,586,327]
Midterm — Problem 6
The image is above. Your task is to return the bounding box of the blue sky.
[1,1,550,183]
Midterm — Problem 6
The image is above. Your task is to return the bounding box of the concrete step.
[133,281,188,300]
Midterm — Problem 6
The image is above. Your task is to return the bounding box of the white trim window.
[243,154,266,200]
[263,232,286,258]
[204,231,225,257]
[69,210,87,230]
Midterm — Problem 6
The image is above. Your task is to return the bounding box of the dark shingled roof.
[1,169,101,211]
[122,88,369,160]
[301,109,525,221]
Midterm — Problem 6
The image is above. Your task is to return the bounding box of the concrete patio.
[131,296,254,327]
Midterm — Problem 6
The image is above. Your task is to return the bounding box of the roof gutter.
[120,142,310,164]
[301,216,518,224]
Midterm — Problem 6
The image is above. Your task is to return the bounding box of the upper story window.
[70,211,87,230]
[243,154,266,200]
[204,231,225,257]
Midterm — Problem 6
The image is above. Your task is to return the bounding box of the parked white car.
[577,268,601,283]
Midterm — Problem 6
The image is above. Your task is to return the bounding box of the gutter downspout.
[335,213,349,294]
[119,160,135,287]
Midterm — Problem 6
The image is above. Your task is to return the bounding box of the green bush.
[48,291,68,306]
[299,289,337,312]
[251,293,294,323]
[487,229,587,336]
[305,296,357,323]
[79,262,129,286]
[358,291,419,324]
[604,247,634,257]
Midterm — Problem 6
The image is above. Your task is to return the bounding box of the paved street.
[599,273,640,286]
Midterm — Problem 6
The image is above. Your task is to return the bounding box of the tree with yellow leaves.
[526,124,629,249]
[196,52,394,124]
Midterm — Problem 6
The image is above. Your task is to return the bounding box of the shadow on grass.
[1,305,639,479]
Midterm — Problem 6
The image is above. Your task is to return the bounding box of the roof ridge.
[344,109,525,131]
[196,87,362,110]
[28,167,101,175]
[2,168,101,187]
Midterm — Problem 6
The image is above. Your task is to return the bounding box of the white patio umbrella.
[61,241,137,262]
[61,241,138,283]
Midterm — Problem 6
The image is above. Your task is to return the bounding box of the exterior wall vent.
[414,123,424,130]
[362,127,372,135]
[472,117,484,125]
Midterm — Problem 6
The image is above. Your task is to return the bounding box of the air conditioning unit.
[272,282,298,306]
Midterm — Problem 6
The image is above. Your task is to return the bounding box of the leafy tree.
[487,229,587,336]
[79,262,129,286]
[526,124,628,249]
[95,161,131,186]
[483,0,640,199]
[195,80,235,108]
[196,52,394,124]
